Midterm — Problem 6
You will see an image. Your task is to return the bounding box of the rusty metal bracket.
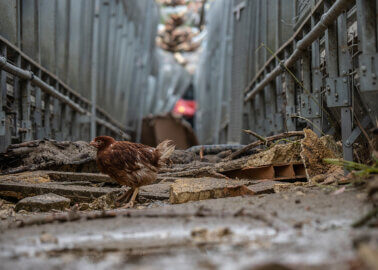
[325,76,350,107]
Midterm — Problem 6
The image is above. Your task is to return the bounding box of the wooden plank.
[0,180,119,203]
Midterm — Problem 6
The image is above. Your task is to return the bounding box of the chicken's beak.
[90,140,98,148]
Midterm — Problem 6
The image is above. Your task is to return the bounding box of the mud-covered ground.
[0,185,377,270]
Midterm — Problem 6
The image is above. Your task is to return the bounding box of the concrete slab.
[15,193,70,212]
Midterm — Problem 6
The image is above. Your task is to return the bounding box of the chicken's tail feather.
[156,140,175,165]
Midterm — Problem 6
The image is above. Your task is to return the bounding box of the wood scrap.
[0,181,119,203]
[226,131,305,160]
[243,129,267,144]
[7,206,282,230]
[0,139,97,175]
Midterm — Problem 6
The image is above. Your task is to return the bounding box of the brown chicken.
[90,136,175,208]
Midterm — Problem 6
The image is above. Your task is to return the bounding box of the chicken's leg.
[115,188,133,207]
[122,187,139,208]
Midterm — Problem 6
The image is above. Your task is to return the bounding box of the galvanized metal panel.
[0,0,18,45]
[67,0,82,92]
[39,0,56,72]
[56,0,70,81]
[21,0,39,61]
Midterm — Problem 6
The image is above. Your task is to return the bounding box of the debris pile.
[0,128,357,219]
[155,0,187,6]
[156,13,200,53]
[0,140,97,174]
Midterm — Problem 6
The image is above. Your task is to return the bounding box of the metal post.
[34,70,43,139]
[214,0,230,143]
[338,11,353,162]
[310,14,322,135]
[44,77,51,138]
[53,81,62,140]
[90,0,100,139]
[12,54,21,139]
[0,45,6,151]
[21,63,32,142]
[356,0,378,123]
[284,49,296,131]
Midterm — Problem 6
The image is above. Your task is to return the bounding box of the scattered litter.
[190,227,233,243]
[40,233,58,244]
[332,186,346,196]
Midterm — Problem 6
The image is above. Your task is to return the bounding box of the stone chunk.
[15,193,70,212]
[140,183,170,200]
[169,177,254,204]
[248,180,278,194]
[273,183,292,193]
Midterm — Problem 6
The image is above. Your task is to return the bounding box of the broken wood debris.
[0,139,97,175]
[156,11,200,53]
[300,129,343,183]
[0,129,352,212]
[6,204,282,231]
[169,178,254,204]
[226,131,304,160]
[0,181,119,203]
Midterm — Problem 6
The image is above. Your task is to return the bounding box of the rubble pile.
[0,128,377,270]
[0,128,356,217]
[156,0,187,6]
[156,13,200,53]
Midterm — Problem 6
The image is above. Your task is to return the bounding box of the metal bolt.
[361,65,367,73]
[372,73,377,79]
[346,140,350,146]
[343,78,347,83]
[344,100,348,105]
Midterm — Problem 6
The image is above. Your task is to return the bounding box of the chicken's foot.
[122,187,139,208]
[115,188,133,206]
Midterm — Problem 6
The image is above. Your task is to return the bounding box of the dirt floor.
[0,185,377,270]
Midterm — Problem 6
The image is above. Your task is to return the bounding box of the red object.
[173,99,196,117]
